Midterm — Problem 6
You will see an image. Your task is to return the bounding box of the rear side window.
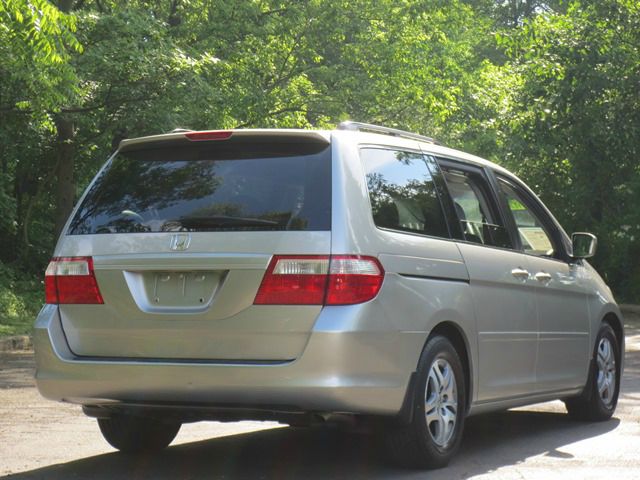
[361,148,449,238]
[68,140,331,234]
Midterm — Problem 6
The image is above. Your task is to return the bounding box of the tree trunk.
[53,1,75,238]
[56,0,74,12]
[54,116,75,237]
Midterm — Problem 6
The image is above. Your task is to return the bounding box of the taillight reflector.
[254,256,329,305]
[45,257,104,304]
[254,255,384,306]
[185,130,233,141]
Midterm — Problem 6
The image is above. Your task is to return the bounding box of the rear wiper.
[161,216,279,231]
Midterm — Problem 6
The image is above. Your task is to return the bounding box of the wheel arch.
[395,319,474,426]
[601,311,625,374]
[428,321,473,414]
[602,312,624,350]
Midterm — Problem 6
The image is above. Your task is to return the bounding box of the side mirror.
[571,232,597,259]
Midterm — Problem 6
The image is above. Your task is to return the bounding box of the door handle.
[511,268,530,280]
[534,271,552,282]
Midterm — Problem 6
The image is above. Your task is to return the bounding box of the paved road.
[1,320,638,480]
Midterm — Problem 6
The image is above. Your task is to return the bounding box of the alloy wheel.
[425,358,458,447]
[596,337,616,407]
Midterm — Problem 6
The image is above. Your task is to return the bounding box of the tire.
[564,323,620,421]
[98,413,181,453]
[385,335,466,469]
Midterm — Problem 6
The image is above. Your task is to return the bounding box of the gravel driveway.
[1,318,638,479]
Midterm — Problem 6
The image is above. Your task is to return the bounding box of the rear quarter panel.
[328,132,479,400]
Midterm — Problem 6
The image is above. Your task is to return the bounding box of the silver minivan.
[34,122,623,468]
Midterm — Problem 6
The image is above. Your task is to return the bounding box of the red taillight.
[44,257,104,304]
[325,256,385,305]
[254,255,384,306]
[185,130,233,141]
[254,256,329,305]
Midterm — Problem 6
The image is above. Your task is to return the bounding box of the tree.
[478,0,640,301]
[0,0,81,264]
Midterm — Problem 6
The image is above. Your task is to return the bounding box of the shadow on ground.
[2,410,620,480]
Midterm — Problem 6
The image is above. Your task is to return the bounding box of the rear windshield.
[68,139,331,234]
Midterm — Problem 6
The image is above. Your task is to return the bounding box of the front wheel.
[385,335,466,469]
[564,323,620,421]
[98,413,181,453]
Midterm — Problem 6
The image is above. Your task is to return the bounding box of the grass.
[0,265,43,337]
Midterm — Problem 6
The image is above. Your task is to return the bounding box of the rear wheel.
[385,335,466,469]
[564,323,620,421]
[98,413,181,453]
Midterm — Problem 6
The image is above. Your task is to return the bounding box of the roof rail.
[337,121,442,145]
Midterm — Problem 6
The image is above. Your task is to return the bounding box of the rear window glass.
[68,140,331,234]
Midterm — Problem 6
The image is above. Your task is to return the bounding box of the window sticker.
[519,227,553,252]
[509,198,526,211]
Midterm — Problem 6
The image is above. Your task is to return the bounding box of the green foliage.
[483,0,640,302]
[0,262,42,336]
[0,0,81,113]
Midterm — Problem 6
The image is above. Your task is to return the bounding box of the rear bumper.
[34,304,424,416]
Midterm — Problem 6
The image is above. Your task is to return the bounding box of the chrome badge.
[169,233,191,251]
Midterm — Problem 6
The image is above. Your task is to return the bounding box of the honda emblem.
[169,233,191,251]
